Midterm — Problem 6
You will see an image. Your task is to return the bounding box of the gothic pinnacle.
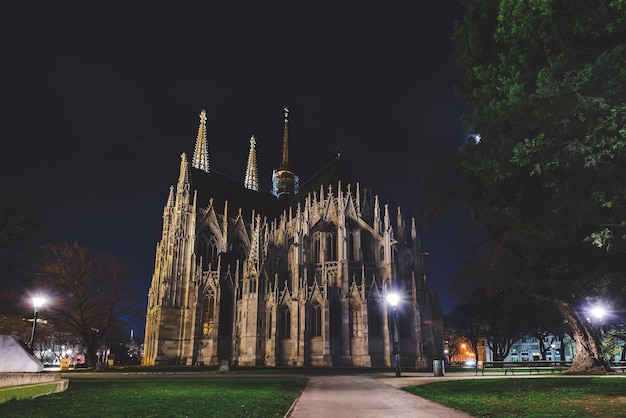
[244,135,259,191]
[192,109,209,172]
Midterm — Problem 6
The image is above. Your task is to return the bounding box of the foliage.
[0,377,308,417]
[35,243,138,368]
[453,0,626,371]
[405,377,626,418]
[602,327,626,361]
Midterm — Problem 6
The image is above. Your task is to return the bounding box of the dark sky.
[1,2,470,335]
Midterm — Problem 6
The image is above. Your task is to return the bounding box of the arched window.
[312,232,321,263]
[368,300,381,337]
[313,303,322,337]
[351,303,362,337]
[360,233,373,262]
[379,245,384,262]
[202,290,215,336]
[326,231,337,261]
[248,275,256,294]
[209,236,219,264]
[348,232,355,261]
[279,306,291,338]
[198,234,219,268]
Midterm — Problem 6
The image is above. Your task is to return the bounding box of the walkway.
[287,373,472,418]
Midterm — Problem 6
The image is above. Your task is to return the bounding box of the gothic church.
[143,109,444,368]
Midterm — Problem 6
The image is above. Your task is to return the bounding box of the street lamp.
[590,304,606,339]
[591,305,606,322]
[387,292,401,377]
[29,297,44,351]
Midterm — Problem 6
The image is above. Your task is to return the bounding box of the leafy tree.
[35,243,137,369]
[454,0,626,372]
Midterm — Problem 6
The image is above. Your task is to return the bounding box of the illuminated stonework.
[142,109,444,368]
[192,109,209,172]
[244,136,259,191]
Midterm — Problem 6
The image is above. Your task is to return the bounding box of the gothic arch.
[360,231,374,262]
[310,220,338,263]
[197,233,220,269]
[201,288,216,337]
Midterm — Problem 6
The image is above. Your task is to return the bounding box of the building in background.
[142,109,443,368]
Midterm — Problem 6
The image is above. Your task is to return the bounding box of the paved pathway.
[287,373,472,418]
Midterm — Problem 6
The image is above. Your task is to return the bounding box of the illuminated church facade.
[142,109,444,368]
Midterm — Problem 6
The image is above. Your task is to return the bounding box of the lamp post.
[29,297,44,352]
[387,292,401,377]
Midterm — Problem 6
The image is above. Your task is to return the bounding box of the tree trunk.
[83,337,100,370]
[557,301,609,374]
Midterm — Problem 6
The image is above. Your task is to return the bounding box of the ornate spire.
[272,107,299,199]
[192,109,209,172]
[178,153,189,186]
[244,135,259,191]
[280,107,289,169]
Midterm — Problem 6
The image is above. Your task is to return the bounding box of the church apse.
[142,108,444,369]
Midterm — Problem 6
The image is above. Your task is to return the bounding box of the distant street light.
[387,292,401,377]
[29,297,45,351]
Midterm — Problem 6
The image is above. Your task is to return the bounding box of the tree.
[525,299,571,361]
[449,285,530,362]
[35,243,137,369]
[446,302,483,361]
[454,0,626,372]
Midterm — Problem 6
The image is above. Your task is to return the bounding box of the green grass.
[404,377,626,417]
[0,376,308,417]
[0,382,63,404]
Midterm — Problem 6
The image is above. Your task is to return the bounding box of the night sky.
[1,2,470,335]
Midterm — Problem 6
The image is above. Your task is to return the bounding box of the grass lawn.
[404,377,626,417]
[0,376,308,417]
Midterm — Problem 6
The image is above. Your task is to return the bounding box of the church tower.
[272,108,299,199]
[143,153,199,366]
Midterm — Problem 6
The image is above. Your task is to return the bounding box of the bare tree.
[35,243,137,369]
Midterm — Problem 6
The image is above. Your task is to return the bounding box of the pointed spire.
[272,107,299,198]
[166,186,174,209]
[178,153,189,185]
[192,109,209,172]
[280,107,289,170]
[244,135,259,191]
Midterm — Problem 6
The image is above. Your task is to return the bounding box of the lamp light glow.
[387,292,400,307]
[591,305,606,320]
[32,297,44,312]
